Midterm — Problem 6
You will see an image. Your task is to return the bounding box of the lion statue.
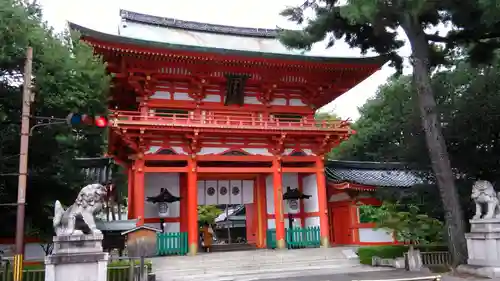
[53,183,107,236]
[471,180,500,220]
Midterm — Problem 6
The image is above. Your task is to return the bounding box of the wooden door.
[330,205,352,245]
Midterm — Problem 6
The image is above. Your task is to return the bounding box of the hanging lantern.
[287,199,300,214]
[158,202,169,218]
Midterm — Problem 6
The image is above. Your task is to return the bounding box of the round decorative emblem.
[207,187,216,196]
[231,186,240,196]
[288,199,299,210]
[220,186,228,196]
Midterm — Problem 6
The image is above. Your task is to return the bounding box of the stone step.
[156,248,351,265]
[211,244,256,252]
[155,258,360,273]
[155,264,393,281]
[157,254,355,268]
[153,247,362,281]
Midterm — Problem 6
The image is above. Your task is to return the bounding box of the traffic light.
[66,113,108,128]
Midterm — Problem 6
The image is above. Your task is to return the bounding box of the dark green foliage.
[333,53,500,182]
[359,203,444,244]
[357,245,448,265]
[278,0,500,266]
[0,0,109,237]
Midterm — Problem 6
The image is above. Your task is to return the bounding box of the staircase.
[152,247,392,281]
[211,244,256,252]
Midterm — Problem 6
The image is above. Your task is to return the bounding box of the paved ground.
[255,270,492,281]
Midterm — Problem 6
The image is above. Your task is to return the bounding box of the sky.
[38,0,414,120]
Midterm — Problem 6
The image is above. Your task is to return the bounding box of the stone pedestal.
[457,219,500,278]
[44,234,109,281]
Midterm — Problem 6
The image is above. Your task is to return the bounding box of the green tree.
[279,1,500,264]
[0,0,109,238]
[197,205,223,224]
[314,110,340,121]
[335,52,500,180]
[359,202,444,247]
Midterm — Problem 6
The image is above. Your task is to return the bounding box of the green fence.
[157,232,188,256]
[0,261,149,281]
[266,226,321,249]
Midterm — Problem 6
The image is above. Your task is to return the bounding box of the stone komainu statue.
[53,183,107,236]
[471,180,500,220]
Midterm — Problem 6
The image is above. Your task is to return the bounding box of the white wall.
[302,174,320,227]
[146,222,180,233]
[358,228,394,243]
[302,174,319,213]
[145,173,180,232]
[266,173,310,230]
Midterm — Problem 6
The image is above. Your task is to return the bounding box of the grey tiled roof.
[325,160,425,188]
[120,10,280,39]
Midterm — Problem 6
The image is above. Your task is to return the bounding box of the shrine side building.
[70,10,403,255]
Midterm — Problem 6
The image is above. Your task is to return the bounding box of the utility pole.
[13,47,33,281]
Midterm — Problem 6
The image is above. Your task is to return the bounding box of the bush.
[357,245,448,265]
[108,259,153,273]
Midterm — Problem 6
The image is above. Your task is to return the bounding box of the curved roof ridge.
[120,9,281,39]
[326,159,418,170]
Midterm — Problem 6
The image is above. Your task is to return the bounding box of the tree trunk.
[401,18,468,266]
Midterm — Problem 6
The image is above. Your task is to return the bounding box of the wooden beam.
[144,154,189,161]
[144,167,188,173]
[281,156,317,162]
[198,173,258,180]
[196,155,272,162]
[281,167,317,173]
[197,167,273,173]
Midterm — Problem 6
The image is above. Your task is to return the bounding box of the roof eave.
[68,22,390,68]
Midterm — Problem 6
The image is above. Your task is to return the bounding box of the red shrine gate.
[70,9,386,255]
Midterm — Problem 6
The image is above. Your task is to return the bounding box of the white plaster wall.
[0,243,45,260]
[144,173,180,218]
[302,174,319,212]
[305,216,320,227]
[358,228,394,243]
[146,222,180,233]
[267,218,302,230]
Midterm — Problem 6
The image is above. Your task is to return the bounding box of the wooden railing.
[110,110,352,132]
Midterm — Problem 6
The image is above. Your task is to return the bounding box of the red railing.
[109,110,352,132]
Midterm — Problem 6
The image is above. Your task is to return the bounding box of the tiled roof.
[121,10,279,39]
[325,160,426,188]
[69,22,389,66]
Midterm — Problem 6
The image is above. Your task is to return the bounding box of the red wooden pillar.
[179,173,188,233]
[127,166,134,219]
[316,157,330,247]
[133,158,145,226]
[272,157,286,249]
[256,174,268,248]
[187,156,198,255]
